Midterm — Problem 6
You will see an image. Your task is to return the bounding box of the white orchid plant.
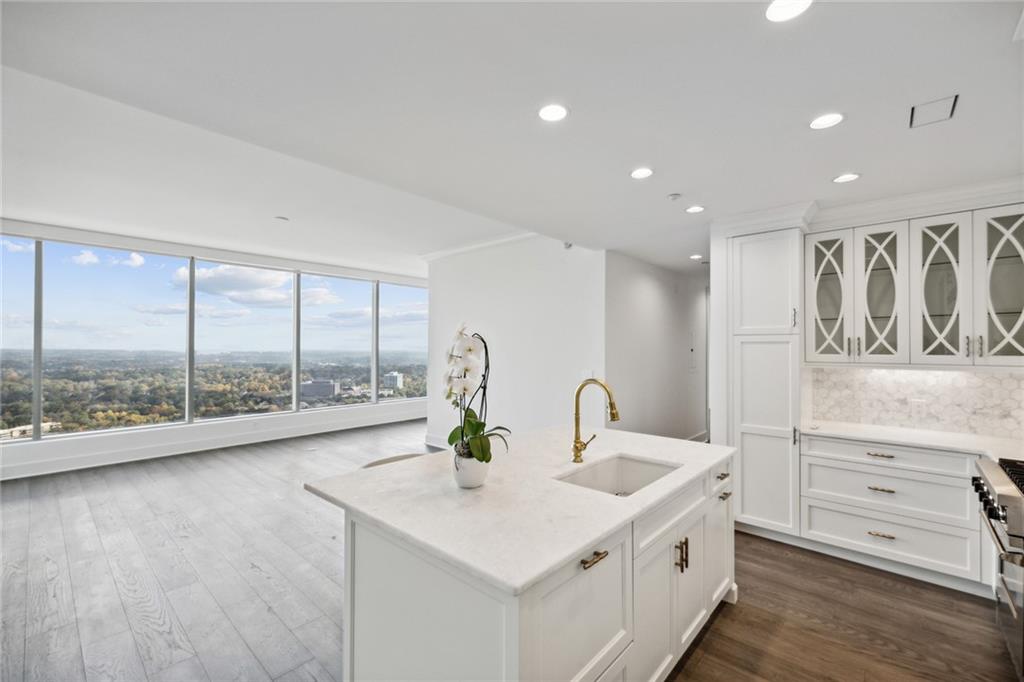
[445,325,510,463]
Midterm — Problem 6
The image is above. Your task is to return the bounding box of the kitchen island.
[306,426,736,682]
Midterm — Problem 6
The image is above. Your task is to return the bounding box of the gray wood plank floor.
[1,419,433,682]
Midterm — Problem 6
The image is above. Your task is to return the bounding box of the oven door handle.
[980,508,1024,567]
[998,575,1019,621]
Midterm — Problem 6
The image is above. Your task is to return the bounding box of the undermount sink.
[556,454,679,497]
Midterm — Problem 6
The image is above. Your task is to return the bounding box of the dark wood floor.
[673,532,1017,681]
[2,419,1016,681]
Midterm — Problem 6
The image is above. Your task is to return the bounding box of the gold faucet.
[573,378,621,463]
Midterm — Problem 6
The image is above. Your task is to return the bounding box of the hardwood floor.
[1,419,434,682]
[673,532,1017,681]
[1,420,1016,681]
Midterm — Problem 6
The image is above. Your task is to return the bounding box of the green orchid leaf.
[464,408,479,422]
[447,426,463,446]
[465,418,485,437]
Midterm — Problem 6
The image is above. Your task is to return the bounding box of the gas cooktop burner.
[1001,459,1024,493]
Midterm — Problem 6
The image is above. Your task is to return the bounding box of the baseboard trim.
[737,522,995,600]
[425,432,450,450]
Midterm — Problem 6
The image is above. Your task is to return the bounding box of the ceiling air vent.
[909,95,958,128]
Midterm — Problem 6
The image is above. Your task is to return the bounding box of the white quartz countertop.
[305,427,734,595]
[802,420,1023,461]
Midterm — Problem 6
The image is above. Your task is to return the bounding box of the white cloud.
[1,239,34,253]
[1,313,33,327]
[112,252,145,268]
[143,318,169,327]
[133,302,251,319]
[173,264,292,308]
[71,250,99,266]
[304,307,372,329]
[135,303,187,315]
[301,286,342,306]
[380,301,429,326]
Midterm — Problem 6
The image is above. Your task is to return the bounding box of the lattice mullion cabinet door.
[853,221,910,364]
[973,203,1024,367]
[804,229,854,363]
[908,212,973,365]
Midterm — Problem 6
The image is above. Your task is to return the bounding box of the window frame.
[0,219,427,442]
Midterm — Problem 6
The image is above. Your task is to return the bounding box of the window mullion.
[371,280,380,403]
[186,257,196,423]
[31,240,43,440]
[293,272,301,412]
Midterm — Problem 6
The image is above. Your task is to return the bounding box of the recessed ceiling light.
[274,216,290,221]
[765,0,813,22]
[833,173,860,184]
[685,205,705,214]
[630,167,654,180]
[809,113,843,130]
[690,254,703,261]
[538,104,568,122]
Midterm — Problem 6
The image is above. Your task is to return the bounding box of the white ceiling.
[3,2,1022,271]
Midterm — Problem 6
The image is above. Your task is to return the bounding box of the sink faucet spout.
[572,379,620,464]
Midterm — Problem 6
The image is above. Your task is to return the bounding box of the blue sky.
[1,237,427,354]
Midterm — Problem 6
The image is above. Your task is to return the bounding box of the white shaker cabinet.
[732,334,800,535]
[909,212,974,364]
[973,204,1024,366]
[730,229,801,335]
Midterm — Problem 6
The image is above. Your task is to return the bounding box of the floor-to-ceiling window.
[193,261,294,419]
[378,283,428,400]
[299,274,373,408]
[1,230,427,442]
[1,237,35,439]
[41,242,189,434]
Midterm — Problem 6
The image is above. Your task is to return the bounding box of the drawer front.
[522,525,633,682]
[801,434,975,477]
[801,498,980,579]
[595,643,632,682]
[801,456,977,528]
[633,477,706,556]
[710,457,732,494]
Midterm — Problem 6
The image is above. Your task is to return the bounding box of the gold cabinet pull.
[674,538,689,573]
[867,485,896,494]
[965,335,971,357]
[866,451,895,459]
[716,472,730,481]
[580,550,609,570]
[978,335,985,357]
[719,491,732,501]
[868,530,896,540]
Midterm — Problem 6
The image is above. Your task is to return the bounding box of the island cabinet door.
[672,515,708,654]
[518,525,633,682]
[632,529,681,682]
[704,487,734,606]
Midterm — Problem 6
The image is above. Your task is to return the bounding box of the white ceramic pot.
[453,454,489,489]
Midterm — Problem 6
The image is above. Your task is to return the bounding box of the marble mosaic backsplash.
[809,367,1024,440]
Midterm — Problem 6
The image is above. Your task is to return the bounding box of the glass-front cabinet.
[805,230,853,362]
[808,204,1024,368]
[909,212,973,364]
[854,222,909,364]
[974,204,1024,367]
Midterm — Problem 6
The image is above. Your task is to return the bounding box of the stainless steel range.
[975,458,1024,679]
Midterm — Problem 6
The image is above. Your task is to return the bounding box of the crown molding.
[807,176,1024,232]
[421,231,535,262]
[710,201,818,237]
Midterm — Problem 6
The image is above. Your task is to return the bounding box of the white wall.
[426,236,606,448]
[604,252,707,441]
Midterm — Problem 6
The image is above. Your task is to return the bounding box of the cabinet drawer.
[710,458,732,493]
[801,498,980,580]
[633,477,706,556]
[801,434,975,477]
[801,456,976,528]
[595,643,632,682]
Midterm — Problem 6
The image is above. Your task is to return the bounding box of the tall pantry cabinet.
[728,229,802,536]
